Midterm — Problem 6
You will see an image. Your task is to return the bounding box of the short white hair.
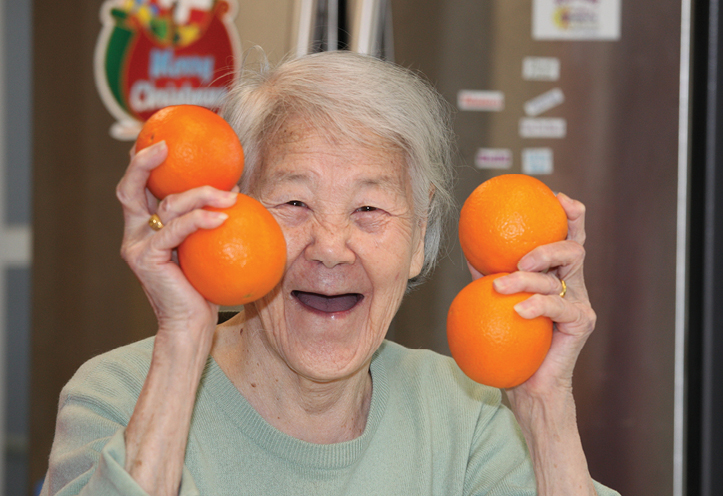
[222,51,455,287]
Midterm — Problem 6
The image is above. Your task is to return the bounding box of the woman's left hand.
[467,193,599,495]
[467,192,596,397]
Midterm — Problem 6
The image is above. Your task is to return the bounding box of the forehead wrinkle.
[266,169,317,186]
[259,126,412,202]
[357,173,407,197]
[264,160,407,196]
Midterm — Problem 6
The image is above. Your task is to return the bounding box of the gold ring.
[559,279,567,298]
[148,213,164,231]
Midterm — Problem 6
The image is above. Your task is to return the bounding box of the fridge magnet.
[475,149,513,170]
[524,88,565,117]
[532,0,621,41]
[94,0,242,140]
[519,117,567,139]
[457,90,505,112]
[523,57,561,81]
[522,148,554,175]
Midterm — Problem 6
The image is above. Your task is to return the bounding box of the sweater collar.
[198,341,391,469]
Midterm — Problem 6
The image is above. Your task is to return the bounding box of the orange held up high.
[178,194,287,307]
[458,174,568,275]
[448,174,568,389]
[447,273,553,389]
[138,104,287,306]
[136,104,245,200]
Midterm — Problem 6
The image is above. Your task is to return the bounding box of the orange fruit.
[447,273,552,388]
[177,193,286,306]
[459,174,567,275]
[136,105,244,200]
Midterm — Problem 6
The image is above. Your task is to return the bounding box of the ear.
[408,215,427,279]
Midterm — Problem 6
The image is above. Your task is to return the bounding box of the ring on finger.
[559,279,567,298]
[148,213,164,231]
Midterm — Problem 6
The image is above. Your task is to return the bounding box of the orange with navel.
[459,174,567,275]
[177,193,287,306]
[136,105,244,200]
[447,273,552,388]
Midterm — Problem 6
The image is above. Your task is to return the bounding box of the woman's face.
[247,122,425,382]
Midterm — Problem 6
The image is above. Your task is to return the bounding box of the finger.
[145,188,158,213]
[493,270,565,297]
[148,209,229,254]
[116,141,167,216]
[557,193,586,246]
[466,259,484,281]
[155,188,238,226]
[513,293,596,335]
[517,239,585,280]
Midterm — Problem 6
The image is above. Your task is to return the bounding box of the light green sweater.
[41,338,619,495]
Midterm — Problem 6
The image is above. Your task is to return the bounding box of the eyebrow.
[265,169,404,192]
[358,176,404,192]
[266,170,313,185]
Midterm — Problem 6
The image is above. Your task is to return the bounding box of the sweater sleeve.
[463,390,621,496]
[40,342,201,496]
[463,389,537,495]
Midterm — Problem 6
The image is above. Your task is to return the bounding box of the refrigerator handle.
[349,0,393,60]
[292,0,319,57]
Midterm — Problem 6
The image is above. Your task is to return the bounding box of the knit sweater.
[41,338,619,495]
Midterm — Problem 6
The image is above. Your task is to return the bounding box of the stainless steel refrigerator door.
[388,1,684,494]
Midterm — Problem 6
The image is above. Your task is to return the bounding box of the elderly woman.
[42,51,619,495]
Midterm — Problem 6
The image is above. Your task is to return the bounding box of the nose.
[304,216,356,268]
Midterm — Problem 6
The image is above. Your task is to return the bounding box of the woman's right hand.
[116,142,240,495]
[115,141,238,337]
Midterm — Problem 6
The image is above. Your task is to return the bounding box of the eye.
[356,206,378,213]
[287,200,307,207]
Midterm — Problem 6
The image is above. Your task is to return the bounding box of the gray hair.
[222,51,455,286]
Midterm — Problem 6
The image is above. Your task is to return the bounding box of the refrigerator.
[359,1,688,494]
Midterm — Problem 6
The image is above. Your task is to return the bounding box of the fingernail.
[517,257,533,271]
[493,278,508,292]
[225,191,238,200]
[214,212,229,222]
[514,300,535,319]
[231,185,241,193]
[155,140,167,150]
[147,141,167,155]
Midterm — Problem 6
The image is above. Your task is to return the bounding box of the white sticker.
[475,148,513,170]
[520,117,567,138]
[523,57,561,81]
[533,0,621,41]
[524,88,565,117]
[457,90,505,111]
[522,148,554,175]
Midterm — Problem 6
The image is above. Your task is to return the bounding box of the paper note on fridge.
[457,90,505,111]
[525,88,565,117]
[520,118,567,138]
[532,0,621,41]
[522,148,554,175]
[523,57,561,81]
[475,149,513,170]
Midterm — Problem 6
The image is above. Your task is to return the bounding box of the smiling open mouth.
[292,291,364,314]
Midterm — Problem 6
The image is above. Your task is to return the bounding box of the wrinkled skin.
[211,124,426,442]
[242,125,425,381]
